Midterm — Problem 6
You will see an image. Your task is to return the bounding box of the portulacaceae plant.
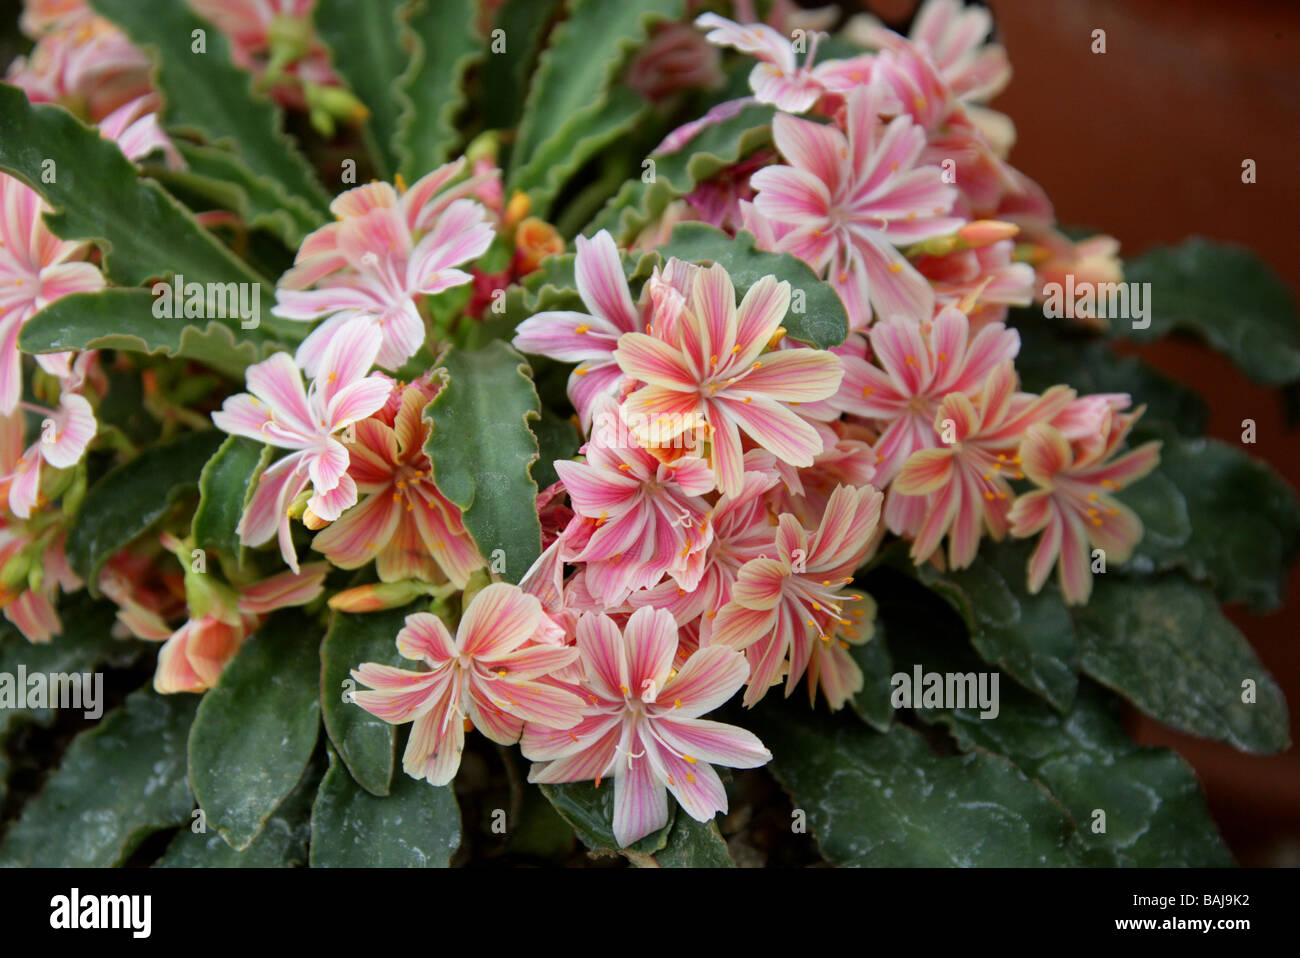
[0,0,1294,869]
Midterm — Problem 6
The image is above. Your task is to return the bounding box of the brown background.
[866,0,1300,864]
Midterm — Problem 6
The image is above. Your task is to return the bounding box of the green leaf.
[315,0,410,179]
[151,141,322,248]
[0,85,269,289]
[1072,574,1290,754]
[502,779,577,861]
[0,688,198,867]
[1009,311,1208,435]
[656,223,849,349]
[882,605,1232,866]
[513,86,650,219]
[478,0,562,132]
[192,436,272,566]
[538,781,674,858]
[320,604,423,796]
[67,429,225,594]
[0,593,148,737]
[424,341,542,583]
[158,756,322,867]
[509,0,683,207]
[587,102,776,243]
[19,289,298,381]
[92,0,330,218]
[847,620,894,733]
[397,0,481,180]
[917,541,1079,713]
[188,610,323,850]
[1118,238,1300,385]
[530,408,581,490]
[310,746,462,866]
[749,701,1078,867]
[1121,424,1300,611]
[651,814,735,868]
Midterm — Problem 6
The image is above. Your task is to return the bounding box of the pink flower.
[152,563,328,694]
[625,455,777,621]
[311,376,483,587]
[713,483,883,708]
[893,361,1071,568]
[0,173,106,415]
[749,85,962,329]
[694,12,863,114]
[0,528,80,643]
[272,159,496,374]
[2,393,96,519]
[613,263,843,497]
[186,0,341,111]
[1008,409,1161,604]
[351,583,586,786]
[512,230,652,431]
[6,10,153,122]
[626,21,724,103]
[837,305,1019,509]
[524,606,771,847]
[555,398,715,606]
[848,0,1011,104]
[211,323,392,571]
[96,94,183,168]
[916,236,1035,329]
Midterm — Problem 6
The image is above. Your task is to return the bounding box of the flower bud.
[957,220,1020,248]
[513,216,563,274]
[328,580,441,613]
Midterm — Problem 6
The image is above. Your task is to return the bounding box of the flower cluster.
[0,0,1164,849]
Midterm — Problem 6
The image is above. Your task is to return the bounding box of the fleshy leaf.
[513,86,650,220]
[19,289,298,380]
[478,0,562,132]
[66,429,225,595]
[148,141,322,248]
[310,746,462,866]
[157,756,322,867]
[656,223,849,348]
[847,620,894,733]
[0,688,197,867]
[917,541,1079,713]
[90,0,331,217]
[188,610,323,851]
[423,341,542,584]
[0,84,269,289]
[320,603,424,797]
[649,814,735,868]
[191,436,273,568]
[1121,424,1300,611]
[1118,238,1300,386]
[507,0,684,214]
[397,0,482,180]
[749,699,1079,867]
[1072,574,1290,754]
[315,0,410,179]
[881,598,1233,866]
